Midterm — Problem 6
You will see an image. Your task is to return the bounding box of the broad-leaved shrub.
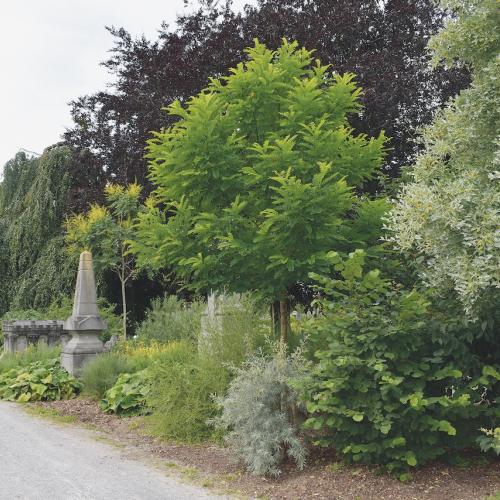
[478,427,500,456]
[300,251,499,475]
[101,369,151,415]
[0,358,82,401]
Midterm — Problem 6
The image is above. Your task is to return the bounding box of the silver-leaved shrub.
[212,348,307,476]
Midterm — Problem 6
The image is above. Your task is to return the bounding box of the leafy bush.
[0,358,82,402]
[478,428,500,456]
[82,339,178,399]
[300,251,499,475]
[101,369,151,415]
[148,341,229,442]
[80,352,137,399]
[200,293,270,367]
[212,349,307,476]
[136,296,203,344]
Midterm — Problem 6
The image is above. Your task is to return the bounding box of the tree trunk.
[120,277,127,341]
[271,300,280,337]
[279,295,289,345]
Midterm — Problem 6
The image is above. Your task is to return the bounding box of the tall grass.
[135,296,203,344]
[147,341,229,442]
[200,293,270,367]
[0,346,60,374]
[80,351,149,399]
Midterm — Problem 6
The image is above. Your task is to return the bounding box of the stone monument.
[61,251,105,376]
[2,320,69,354]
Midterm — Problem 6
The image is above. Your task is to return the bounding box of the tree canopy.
[0,147,76,315]
[131,40,388,339]
[66,183,144,339]
[64,0,468,195]
[388,0,500,316]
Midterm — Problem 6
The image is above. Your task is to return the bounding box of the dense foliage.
[388,0,500,315]
[0,153,166,327]
[0,0,496,482]
[81,352,138,399]
[300,251,499,475]
[147,341,229,442]
[478,427,500,456]
[101,369,151,415]
[213,350,307,476]
[64,0,468,191]
[0,148,76,315]
[132,39,388,339]
[0,358,82,402]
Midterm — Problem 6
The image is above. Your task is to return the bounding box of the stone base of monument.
[61,331,104,376]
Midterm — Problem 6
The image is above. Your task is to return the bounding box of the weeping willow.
[0,147,77,315]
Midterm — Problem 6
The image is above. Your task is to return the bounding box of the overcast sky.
[0,0,251,174]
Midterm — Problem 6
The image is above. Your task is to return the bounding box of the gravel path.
[0,401,223,500]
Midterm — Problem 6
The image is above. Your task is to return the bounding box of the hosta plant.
[0,359,82,402]
[100,369,151,415]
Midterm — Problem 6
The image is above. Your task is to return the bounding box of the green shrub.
[81,352,138,399]
[101,369,151,415]
[478,428,500,456]
[136,296,203,344]
[300,251,499,475]
[212,349,307,476]
[200,293,271,367]
[0,346,61,374]
[0,358,82,402]
[148,341,229,442]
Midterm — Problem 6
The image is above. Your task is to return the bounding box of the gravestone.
[199,292,242,353]
[61,251,105,376]
[2,320,69,354]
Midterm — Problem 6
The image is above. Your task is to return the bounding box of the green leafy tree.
[0,147,76,315]
[388,0,500,316]
[66,183,143,339]
[132,40,388,342]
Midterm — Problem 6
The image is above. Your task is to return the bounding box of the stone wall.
[2,320,69,354]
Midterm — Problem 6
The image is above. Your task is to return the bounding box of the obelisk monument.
[61,251,105,375]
